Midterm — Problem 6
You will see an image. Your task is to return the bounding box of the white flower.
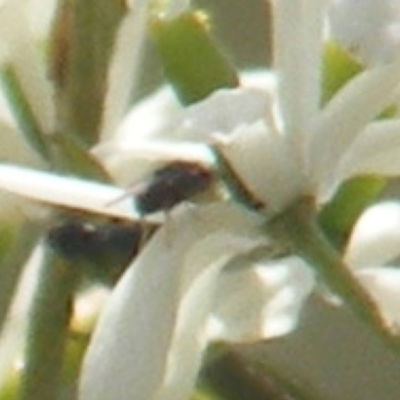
[1,0,400,399]
[216,8,400,215]
[97,3,400,213]
[80,203,314,400]
[78,0,400,400]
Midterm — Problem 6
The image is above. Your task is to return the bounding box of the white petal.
[345,202,400,269]
[309,57,400,194]
[93,140,215,185]
[26,0,58,39]
[272,0,326,139]
[181,87,272,137]
[240,69,278,93]
[0,243,44,388]
[0,2,55,134]
[110,87,182,143]
[357,267,400,332]
[208,256,314,341]
[0,164,139,220]
[100,4,149,140]
[113,86,272,144]
[216,122,303,213]
[99,86,273,184]
[79,203,265,400]
[337,119,400,179]
[329,0,400,65]
[156,262,221,400]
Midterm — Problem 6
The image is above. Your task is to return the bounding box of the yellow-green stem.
[269,197,400,353]
[0,221,43,334]
[19,249,80,400]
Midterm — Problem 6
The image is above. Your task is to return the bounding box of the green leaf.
[321,42,398,117]
[151,12,239,105]
[49,0,126,146]
[0,66,51,161]
[321,41,363,105]
[318,175,386,249]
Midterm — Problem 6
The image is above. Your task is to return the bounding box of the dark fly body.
[134,161,215,215]
[47,218,155,285]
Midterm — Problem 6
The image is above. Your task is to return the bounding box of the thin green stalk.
[19,248,80,400]
[0,221,43,334]
[0,65,51,161]
[269,197,400,353]
[50,0,126,146]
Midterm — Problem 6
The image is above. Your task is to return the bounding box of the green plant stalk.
[50,133,111,182]
[0,66,50,161]
[270,197,400,353]
[50,0,126,146]
[19,249,81,400]
[0,221,43,334]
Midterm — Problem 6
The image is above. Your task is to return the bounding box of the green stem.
[19,248,80,400]
[0,65,51,161]
[0,221,42,334]
[50,0,126,146]
[269,197,400,352]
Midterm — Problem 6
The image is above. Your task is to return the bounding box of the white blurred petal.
[216,122,303,213]
[99,86,274,184]
[272,0,325,139]
[338,120,400,178]
[0,2,55,134]
[113,86,272,144]
[181,87,272,137]
[101,4,149,140]
[111,87,182,142]
[208,256,314,341]
[26,0,58,39]
[345,202,400,269]
[0,243,44,388]
[240,69,278,93]
[0,164,140,220]
[93,140,215,185]
[79,203,265,400]
[357,267,400,332]
[329,0,400,65]
[310,58,400,195]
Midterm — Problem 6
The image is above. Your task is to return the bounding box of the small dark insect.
[135,161,214,215]
[47,219,155,285]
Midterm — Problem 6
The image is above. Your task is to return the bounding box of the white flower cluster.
[0,1,399,400]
